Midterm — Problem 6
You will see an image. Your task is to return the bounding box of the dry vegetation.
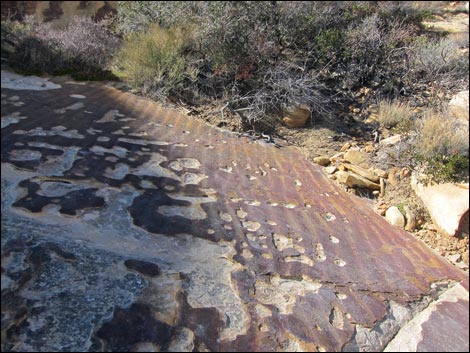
[377,99,415,132]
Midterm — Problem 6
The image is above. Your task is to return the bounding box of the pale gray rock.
[448,91,469,121]
[412,176,469,236]
[385,206,406,229]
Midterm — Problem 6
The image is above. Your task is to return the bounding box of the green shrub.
[113,24,196,100]
[1,17,33,57]
[419,153,469,183]
[316,28,344,62]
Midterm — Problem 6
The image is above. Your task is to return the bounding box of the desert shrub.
[409,37,469,90]
[228,62,335,127]
[344,13,384,84]
[113,24,197,100]
[3,16,118,79]
[108,1,444,129]
[417,110,469,157]
[421,153,469,183]
[114,1,202,36]
[1,15,36,56]
[377,100,415,131]
[340,5,423,93]
[415,109,469,182]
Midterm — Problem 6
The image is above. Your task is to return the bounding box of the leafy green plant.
[418,153,469,183]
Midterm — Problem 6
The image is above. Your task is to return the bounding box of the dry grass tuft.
[418,109,469,157]
[377,100,415,131]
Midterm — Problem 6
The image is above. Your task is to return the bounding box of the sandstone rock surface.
[336,170,380,190]
[412,177,469,236]
[343,149,369,165]
[1,71,468,352]
[448,90,469,121]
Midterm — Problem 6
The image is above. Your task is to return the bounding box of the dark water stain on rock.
[128,189,194,235]
[95,303,174,352]
[178,292,224,352]
[124,259,161,277]
[13,179,105,215]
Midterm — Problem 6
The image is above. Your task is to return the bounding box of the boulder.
[385,206,405,229]
[374,169,388,178]
[380,135,402,146]
[336,171,380,190]
[362,144,375,153]
[313,156,331,166]
[324,165,337,174]
[330,152,345,163]
[412,176,469,236]
[343,150,369,165]
[342,163,380,183]
[448,91,469,121]
[340,142,351,152]
[283,105,311,127]
[380,177,385,197]
[403,205,417,232]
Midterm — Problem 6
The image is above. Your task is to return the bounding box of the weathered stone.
[343,149,369,165]
[336,171,380,190]
[447,253,461,263]
[362,144,376,153]
[411,178,469,236]
[324,165,337,174]
[1,70,61,90]
[380,135,402,146]
[1,1,117,28]
[342,163,380,183]
[388,167,401,186]
[131,342,161,352]
[374,168,388,178]
[167,327,195,352]
[448,90,469,121]
[340,142,351,152]
[2,70,468,353]
[385,206,406,229]
[283,105,311,127]
[313,156,331,166]
[384,284,469,353]
[403,205,417,232]
[330,152,345,163]
[400,167,411,178]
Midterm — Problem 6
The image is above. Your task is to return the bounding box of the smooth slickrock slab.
[2,71,468,352]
